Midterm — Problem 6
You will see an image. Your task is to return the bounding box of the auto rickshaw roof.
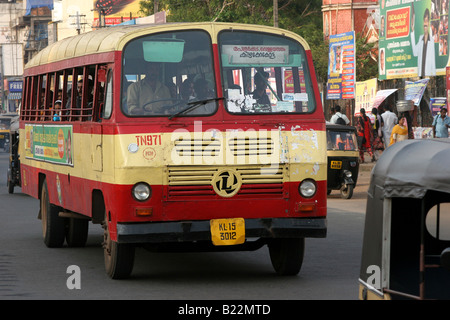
[325,122,357,132]
[368,139,450,199]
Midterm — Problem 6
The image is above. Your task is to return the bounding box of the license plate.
[330,161,342,169]
[210,218,245,246]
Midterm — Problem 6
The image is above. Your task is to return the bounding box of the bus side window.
[103,70,113,119]
[92,65,107,122]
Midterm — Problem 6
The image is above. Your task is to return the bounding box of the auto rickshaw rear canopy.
[360,139,450,300]
[369,139,450,199]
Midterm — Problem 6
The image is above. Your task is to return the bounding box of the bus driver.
[127,62,171,115]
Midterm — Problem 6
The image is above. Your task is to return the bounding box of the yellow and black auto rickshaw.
[0,113,18,151]
[326,123,359,199]
[359,139,450,300]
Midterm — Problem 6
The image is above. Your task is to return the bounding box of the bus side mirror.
[441,248,450,271]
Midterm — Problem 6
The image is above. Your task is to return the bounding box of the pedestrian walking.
[356,108,374,163]
[432,107,450,138]
[330,105,350,125]
[381,105,398,148]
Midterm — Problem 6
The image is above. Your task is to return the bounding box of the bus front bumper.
[116,218,327,244]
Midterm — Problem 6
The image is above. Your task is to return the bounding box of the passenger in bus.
[166,81,177,98]
[127,62,171,115]
[186,78,216,114]
[251,71,270,105]
[65,79,93,119]
[193,78,214,100]
[53,100,62,121]
[180,78,194,101]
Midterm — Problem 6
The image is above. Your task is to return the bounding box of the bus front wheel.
[268,238,304,276]
[102,219,135,279]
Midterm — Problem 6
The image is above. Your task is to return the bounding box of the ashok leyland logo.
[212,169,241,197]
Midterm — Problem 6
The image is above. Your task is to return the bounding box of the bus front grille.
[167,165,285,199]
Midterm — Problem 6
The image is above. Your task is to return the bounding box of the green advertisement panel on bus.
[379,0,449,80]
[24,124,73,165]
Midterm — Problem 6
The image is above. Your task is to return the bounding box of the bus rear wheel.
[268,238,305,276]
[66,218,89,247]
[102,219,135,279]
[41,180,66,248]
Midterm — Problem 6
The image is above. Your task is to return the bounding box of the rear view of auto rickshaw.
[359,139,450,300]
[326,123,359,199]
[0,113,17,151]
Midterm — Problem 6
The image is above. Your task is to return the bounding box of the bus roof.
[25,22,310,71]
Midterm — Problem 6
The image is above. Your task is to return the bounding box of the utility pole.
[273,0,278,27]
[69,11,86,34]
[154,0,159,14]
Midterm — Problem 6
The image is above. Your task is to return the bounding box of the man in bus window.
[251,71,270,105]
[127,62,171,115]
[65,80,82,116]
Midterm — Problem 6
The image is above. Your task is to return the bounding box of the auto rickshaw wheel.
[340,184,354,199]
[268,238,304,276]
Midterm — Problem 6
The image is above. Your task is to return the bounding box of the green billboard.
[379,0,449,79]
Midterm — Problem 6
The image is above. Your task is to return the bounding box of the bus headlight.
[299,179,316,198]
[132,182,151,201]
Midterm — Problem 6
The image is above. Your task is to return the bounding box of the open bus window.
[122,30,217,117]
[218,30,315,114]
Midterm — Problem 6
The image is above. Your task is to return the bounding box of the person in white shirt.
[381,105,398,148]
[330,105,350,125]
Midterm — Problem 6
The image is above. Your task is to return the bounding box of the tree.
[354,33,378,82]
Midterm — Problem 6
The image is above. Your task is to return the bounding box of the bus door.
[90,66,111,172]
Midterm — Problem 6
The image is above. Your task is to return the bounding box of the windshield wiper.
[169,97,224,120]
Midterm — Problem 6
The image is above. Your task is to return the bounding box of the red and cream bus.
[18,22,327,279]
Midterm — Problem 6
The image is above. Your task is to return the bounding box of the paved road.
[0,151,373,300]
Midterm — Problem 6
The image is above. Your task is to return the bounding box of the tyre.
[102,218,135,279]
[340,184,354,199]
[268,238,305,276]
[66,218,89,247]
[41,180,67,247]
[7,171,14,194]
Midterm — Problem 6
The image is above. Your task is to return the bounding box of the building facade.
[0,0,146,112]
[322,0,379,38]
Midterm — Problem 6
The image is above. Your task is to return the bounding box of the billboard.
[379,0,449,80]
[326,31,356,100]
[93,0,142,26]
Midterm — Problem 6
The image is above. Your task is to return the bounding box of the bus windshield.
[122,30,217,117]
[219,30,316,114]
